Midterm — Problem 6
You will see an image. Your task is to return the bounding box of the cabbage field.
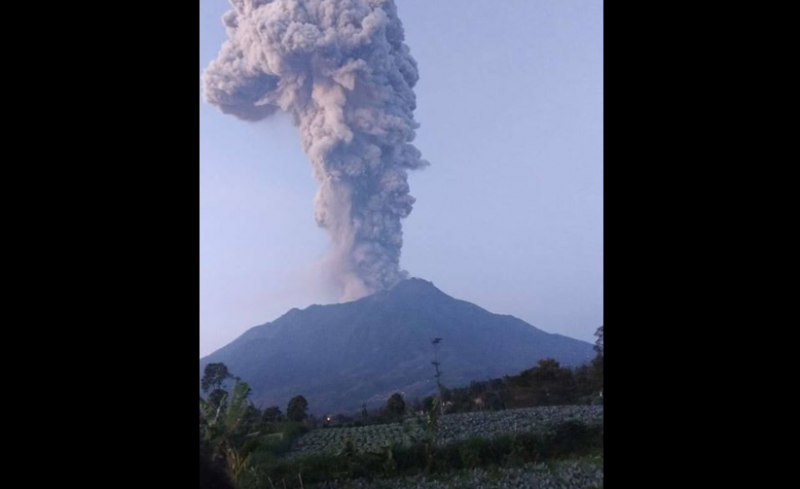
[316,460,604,489]
[287,406,603,459]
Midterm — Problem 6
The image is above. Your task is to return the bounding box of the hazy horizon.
[200,0,603,358]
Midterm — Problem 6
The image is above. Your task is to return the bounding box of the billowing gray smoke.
[203,0,428,301]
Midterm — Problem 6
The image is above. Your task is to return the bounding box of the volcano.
[199,278,595,414]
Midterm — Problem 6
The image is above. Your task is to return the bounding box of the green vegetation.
[199,326,604,488]
[315,458,604,489]
[200,382,602,489]
[383,393,407,420]
[287,396,309,422]
[256,420,601,487]
[438,358,603,414]
[288,406,602,459]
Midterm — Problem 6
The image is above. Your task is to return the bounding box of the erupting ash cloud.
[203,0,428,301]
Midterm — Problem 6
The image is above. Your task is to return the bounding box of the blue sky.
[200,0,603,357]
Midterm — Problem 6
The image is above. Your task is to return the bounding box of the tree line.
[429,326,603,413]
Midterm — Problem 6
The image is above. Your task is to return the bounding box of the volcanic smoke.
[203,0,428,300]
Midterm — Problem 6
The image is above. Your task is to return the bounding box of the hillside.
[200,278,594,414]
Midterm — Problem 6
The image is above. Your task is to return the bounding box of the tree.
[594,325,603,356]
[592,325,604,395]
[573,364,594,398]
[262,406,282,423]
[591,354,603,394]
[286,395,308,422]
[514,359,578,406]
[199,377,260,487]
[202,363,233,393]
[384,393,406,419]
[206,388,228,413]
[483,390,505,411]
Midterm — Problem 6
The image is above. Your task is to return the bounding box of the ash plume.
[203,0,428,300]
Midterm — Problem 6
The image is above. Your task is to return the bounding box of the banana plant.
[200,380,260,487]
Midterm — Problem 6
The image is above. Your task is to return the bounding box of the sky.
[200,0,603,358]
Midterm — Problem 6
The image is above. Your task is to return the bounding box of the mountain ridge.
[200,278,595,414]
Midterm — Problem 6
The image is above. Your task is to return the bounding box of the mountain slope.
[200,278,595,414]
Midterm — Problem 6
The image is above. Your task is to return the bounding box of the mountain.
[199,278,595,415]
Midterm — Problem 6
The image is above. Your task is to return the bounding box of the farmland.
[317,459,604,489]
[288,406,603,459]
[201,354,605,488]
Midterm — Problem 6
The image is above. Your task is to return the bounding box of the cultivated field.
[288,405,603,459]
[317,460,604,489]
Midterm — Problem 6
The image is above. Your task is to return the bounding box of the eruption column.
[203,0,428,300]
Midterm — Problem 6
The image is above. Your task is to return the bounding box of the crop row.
[287,405,603,459]
[316,460,604,489]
